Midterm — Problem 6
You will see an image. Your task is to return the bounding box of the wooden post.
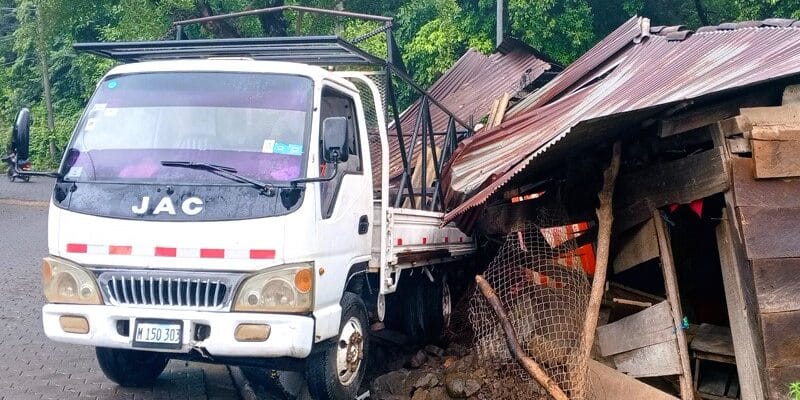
[652,211,694,399]
[710,123,768,399]
[475,275,569,400]
[580,141,622,364]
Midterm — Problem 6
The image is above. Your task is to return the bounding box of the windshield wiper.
[161,161,277,196]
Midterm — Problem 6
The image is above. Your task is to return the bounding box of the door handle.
[358,215,369,235]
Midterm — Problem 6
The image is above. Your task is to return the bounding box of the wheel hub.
[336,317,364,386]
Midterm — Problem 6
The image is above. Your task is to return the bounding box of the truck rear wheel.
[95,347,169,387]
[305,292,369,400]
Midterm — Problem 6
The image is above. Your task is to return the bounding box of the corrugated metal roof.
[382,44,555,181]
[443,17,800,224]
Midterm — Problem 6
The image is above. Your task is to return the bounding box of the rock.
[413,373,439,389]
[424,344,445,357]
[428,387,451,400]
[411,388,431,400]
[371,370,411,398]
[408,350,428,369]
[442,356,458,370]
[463,379,481,397]
[445,373,468,398]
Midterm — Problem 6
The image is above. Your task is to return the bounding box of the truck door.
[313,84,372,338]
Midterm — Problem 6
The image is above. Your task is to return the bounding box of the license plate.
[132,319,182,349]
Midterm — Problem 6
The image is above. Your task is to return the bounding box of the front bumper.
[42,304,315,358]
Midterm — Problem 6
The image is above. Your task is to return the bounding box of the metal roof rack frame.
[73,5,474,212]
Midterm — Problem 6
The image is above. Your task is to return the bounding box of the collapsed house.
[441,16,800,399]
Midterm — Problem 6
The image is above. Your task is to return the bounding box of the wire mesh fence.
[470,207,593,399]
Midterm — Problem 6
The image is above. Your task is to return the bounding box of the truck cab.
[36,59,378,394]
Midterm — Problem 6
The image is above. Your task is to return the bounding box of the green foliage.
[790,381,800,400]
[2,0,800,168]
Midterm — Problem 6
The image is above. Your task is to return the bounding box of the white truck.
[11,11,475,399]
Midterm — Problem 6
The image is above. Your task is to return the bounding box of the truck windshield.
[62,72,313,184]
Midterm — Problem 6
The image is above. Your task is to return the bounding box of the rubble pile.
[370,343,546,400]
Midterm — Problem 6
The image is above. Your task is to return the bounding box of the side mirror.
[322,117,349,163]
[12,108,31,161]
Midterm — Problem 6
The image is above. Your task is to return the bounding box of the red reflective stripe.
[66,243,87,253]
[108,245,132,255]
[422,237,427,244]
[200,249,225,258]
[250,249,276,259]
[397,238,403,246]
[459,237,464,243]
[155,247,177,257]
[444,236,449,243]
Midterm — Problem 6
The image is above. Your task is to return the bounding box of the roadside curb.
[228,366,259,400]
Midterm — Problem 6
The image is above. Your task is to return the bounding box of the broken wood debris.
[474,274,569,400]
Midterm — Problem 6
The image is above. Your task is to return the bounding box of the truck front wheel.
[95,347,169,387]
[305,292,369,400]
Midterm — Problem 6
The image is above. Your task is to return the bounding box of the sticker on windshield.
[273,142,303,156]
[65,167,83,179]
[84,118,97,132]
[107,81,118,89]
[262,139,275,153]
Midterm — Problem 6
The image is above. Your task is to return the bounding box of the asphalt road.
[0,177,243,400]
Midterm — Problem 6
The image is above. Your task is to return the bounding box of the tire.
[95,347,169,387]
[7,167,14,182]
[241,368,310,400]
[305,292,369,400]
[402,274,449,343]
[20,175,29,183]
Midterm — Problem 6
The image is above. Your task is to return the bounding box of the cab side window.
[319,87,362,218]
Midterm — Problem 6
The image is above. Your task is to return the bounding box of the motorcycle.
[2,151,31,182]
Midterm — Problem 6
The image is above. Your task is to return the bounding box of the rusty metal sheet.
[444,18,800,225]
[384,45,554,180]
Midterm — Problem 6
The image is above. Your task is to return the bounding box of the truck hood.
[48,201,313,272]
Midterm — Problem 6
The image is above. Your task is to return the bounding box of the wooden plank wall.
[731,155,800,399]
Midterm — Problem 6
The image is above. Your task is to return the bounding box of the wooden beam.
[653,212,695,399]
[766,364,800,399]
[749,125,800,140]
[717,115,752,137]
[737,206,800,259]
[612,340,682,378]
[612,219,659,274]
[782,84,800,105]
[752,139,800,178]
[597,300,675,356]
[753,258,800,314]
[727,137,751,154]
[588,359,678,400]
[615,147,730,231]
[715,214,768,400]
[740,104,800,126]
[731,157,800,208]
[761,310,800,369]
[657,91,774,137]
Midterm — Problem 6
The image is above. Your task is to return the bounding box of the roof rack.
[73,36,384,65]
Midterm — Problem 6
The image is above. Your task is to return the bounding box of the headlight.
[233,264,314,313]
[42,257,102,305]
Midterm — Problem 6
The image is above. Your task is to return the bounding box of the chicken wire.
[470,208,592,399]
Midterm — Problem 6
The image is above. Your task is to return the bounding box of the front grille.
[97,271,240,310]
